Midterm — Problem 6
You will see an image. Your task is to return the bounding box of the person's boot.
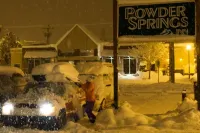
[89,119,95,123]
[89,117,95,123]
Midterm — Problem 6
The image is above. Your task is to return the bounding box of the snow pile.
[136,71,169,82]
[64,121,99,133]
[176,97,197,112]
[191,73,197,82]
[137,71,161,79]
[95,109,116,127]
[76,62,113,75]
[96,102,154,127]
[96,98,200,131]
[155,97,200,130]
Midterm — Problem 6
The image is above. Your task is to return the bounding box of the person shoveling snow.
[81,76,96,123]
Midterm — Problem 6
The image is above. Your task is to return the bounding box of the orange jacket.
[81,82,95,102]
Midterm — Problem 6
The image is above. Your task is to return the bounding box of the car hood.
[8,89,66,108]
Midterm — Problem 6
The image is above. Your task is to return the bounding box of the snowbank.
[154,97,199,130]
[96,102,155,127]
[191,73,197,82]
[64,121,99,133]
[96,95,200,131]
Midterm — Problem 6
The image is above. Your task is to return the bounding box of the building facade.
[10,24,196,75]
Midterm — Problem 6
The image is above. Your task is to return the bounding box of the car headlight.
[39,102,55,116]
[2,102,14,115]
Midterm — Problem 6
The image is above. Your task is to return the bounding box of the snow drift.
[96,95,200,131]
[96,101,155,127]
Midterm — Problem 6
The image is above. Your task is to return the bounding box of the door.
[130,58,136,74]
[123,57,137,74]
[123,58,129,74]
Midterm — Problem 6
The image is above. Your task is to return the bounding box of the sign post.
[113,0,118,109]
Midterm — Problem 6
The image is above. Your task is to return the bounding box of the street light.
[186,45,191,79]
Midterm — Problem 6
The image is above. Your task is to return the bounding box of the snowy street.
[121,91,181,114]
[119,82,193,114]
[0,73,199,133]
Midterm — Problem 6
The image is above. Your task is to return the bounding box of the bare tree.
[0,32,21,65]
[129,43,168,79]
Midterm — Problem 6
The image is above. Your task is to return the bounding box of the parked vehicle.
[1,63,84,130]
[76,62,114,111]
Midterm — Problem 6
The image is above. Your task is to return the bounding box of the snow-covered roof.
[118,0,194,5]
[76,62,113,75]
[31,62,79,82]
[24,51,57,58]
[22,44,56,49]
[55,24,102,47]
[0,66,24,76]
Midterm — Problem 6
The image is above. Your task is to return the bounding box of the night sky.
[0,0,113,42]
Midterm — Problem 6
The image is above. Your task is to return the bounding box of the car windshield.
[0,75,15,93]
[24,81,66,96]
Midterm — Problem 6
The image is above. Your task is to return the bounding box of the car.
[76,61,114,111]
[1,63,84,130]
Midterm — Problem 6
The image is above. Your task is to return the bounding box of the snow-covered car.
[1,63,84,130]
[76,62,114,111]
[0,66,27,103]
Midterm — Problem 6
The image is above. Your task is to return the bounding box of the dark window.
[14,64,20,68]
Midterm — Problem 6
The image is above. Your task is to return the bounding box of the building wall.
[22,47,56,73]
[10,48,23,69]
[57,26,98,52]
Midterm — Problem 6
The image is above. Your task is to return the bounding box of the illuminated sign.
[118,2,195,36]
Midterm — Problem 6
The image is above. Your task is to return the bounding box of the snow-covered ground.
[1,71,200,133]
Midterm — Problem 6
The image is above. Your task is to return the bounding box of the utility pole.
[195,0,200,110]
[169,42,175,83]
[42,25,53,44]
[113,0,118,109]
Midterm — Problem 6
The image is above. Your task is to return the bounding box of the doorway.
[123,57,136,74]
